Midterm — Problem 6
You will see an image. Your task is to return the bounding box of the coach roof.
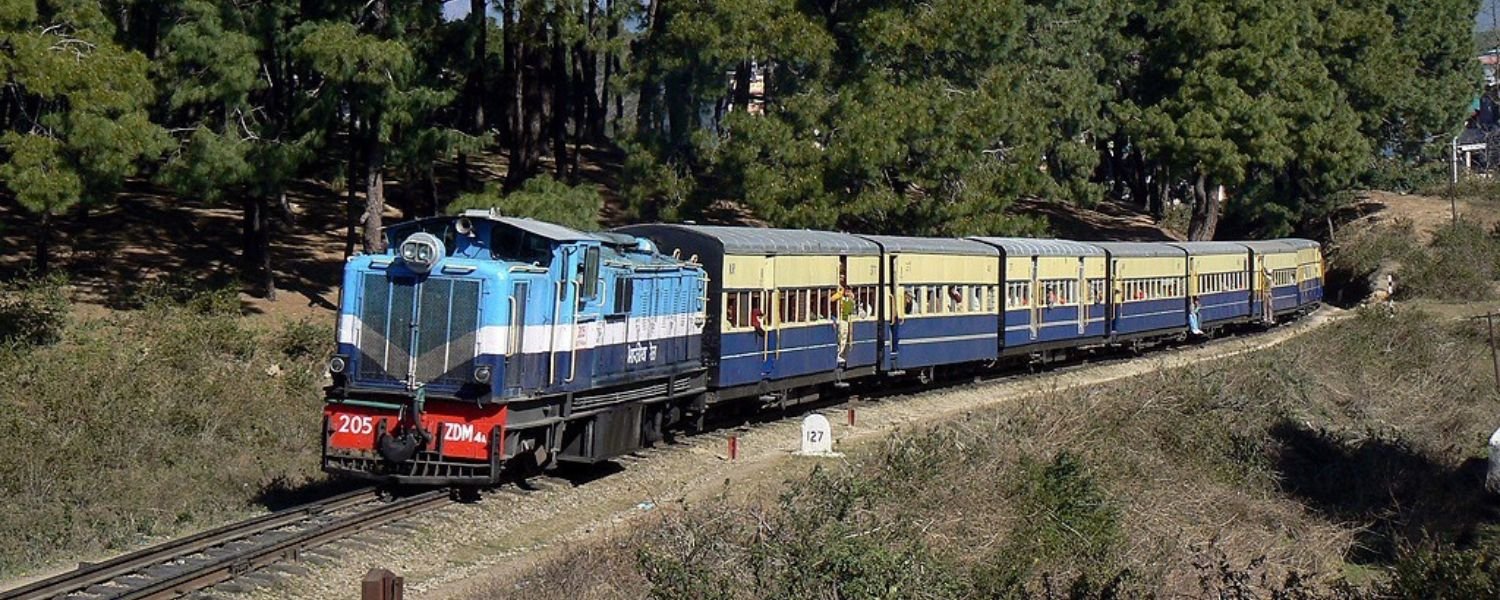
[859,235,998,256]
[1168,241,1250,255]
[616,224,881,256]
[968,237,1106,257]
[1239,240,1298,253]
[1089,241,1186,258]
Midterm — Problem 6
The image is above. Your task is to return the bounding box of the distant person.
[749,299,766,337]
[1189,296,1204,336]
[832,284,855,364]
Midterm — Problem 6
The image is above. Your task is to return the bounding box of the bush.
[1385,543,1500,599]
[1362,157,1447,194]
[1398,221,1500,301]
[448,176,603,231]
[0,273,69,348]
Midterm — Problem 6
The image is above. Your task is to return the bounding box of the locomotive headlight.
[328,354,348,374]
[473,365,493,383]
[399,232,444,274]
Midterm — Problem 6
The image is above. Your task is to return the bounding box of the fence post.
[362,568,404,600]
[1488,314,1500,393]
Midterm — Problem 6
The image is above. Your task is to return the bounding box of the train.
[320,210,1324,485]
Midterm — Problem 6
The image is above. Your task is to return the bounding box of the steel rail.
[0,487,448,600]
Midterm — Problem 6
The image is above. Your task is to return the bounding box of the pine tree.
[0,0,171,272]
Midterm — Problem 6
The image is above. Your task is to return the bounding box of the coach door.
[1029,257,1041,340]
[1076,258,1087,334]
[761,257,779,378]
[506,281,529,390]
[1109,259,1122,334]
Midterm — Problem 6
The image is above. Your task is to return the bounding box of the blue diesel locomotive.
[323,214,1323,485]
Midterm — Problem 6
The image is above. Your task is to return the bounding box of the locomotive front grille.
[355,273,481,389]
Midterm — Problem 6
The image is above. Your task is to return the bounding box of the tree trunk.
[633,0,662,138]
[470,0,488,134]
[426,163,441,216]
[601,0,615,137]
[611,49,624,136]
[363,112,387,254]
[551,28,569,180]
[664,71,693,160]
[506,10,547,191]
[34,211,51,274]
[344,111,360,259]
[732,61,751,112]
[243,196,277,301]
[262,199,276,302]
[1187,172,1222,241]
[501,0,518,144]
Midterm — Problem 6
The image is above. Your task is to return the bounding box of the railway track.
[0,488,452,600]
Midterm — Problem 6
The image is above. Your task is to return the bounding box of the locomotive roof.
[1167,241,1250,255]
[494,216,599,242]
[616,224,881,256]
[1088,241,1186,258]
[1281,238,1321,249]
[858,235,998,256]
[968,237,1106,257]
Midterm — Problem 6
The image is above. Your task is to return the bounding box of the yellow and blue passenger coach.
[616,225,882,401]
[1092,242,1190,338]
[1288,239,1325,307]
[862,236,1000,372]
[1170,241,1253,329]
[971,238,1108,354]
[1243,240,1302,318]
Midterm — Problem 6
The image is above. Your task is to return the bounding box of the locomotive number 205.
[335,414,375,435]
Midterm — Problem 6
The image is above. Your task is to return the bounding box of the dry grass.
[0,280,334,578]
[469,308,1500,599]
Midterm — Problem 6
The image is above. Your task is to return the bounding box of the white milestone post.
[1488,427,1500,495]
[798,414,840,457]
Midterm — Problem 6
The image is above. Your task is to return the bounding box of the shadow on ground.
[1270,418,1498,564]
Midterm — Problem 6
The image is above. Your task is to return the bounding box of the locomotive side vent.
[356,274,481,389]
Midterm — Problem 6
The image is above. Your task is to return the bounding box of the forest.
[0,0,1482,299]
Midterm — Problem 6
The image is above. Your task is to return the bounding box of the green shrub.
[448,176,603,231]
[1363,157,1446,194]
[0,273,69,348]
[975,452,1124,598]
[1398,221,1500,300]
[1327,218,1422,280]
[1385,543,1500,599]
[275,318,329,360]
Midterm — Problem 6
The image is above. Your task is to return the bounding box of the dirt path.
[226,308,1346,600]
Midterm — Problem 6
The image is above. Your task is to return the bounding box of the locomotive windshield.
[384,219,459,255]
[490,223,553,265]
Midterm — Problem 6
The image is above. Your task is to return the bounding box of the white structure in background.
[797,414,841,457]
[1488,427,1500,495]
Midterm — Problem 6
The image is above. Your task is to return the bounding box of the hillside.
[0,154,1182,326]
[444,309,1500,599]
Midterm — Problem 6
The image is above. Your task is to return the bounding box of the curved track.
[0,488,451,600]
